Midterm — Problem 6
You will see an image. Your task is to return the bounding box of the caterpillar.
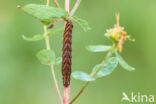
[62,20,73,87]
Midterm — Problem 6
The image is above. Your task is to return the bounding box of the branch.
[70,82,89,104]
[45,1,63,103]
[91,51,112,77]
[70,0,81,16]
[50,64,63,104]
[52,0,61,8]
[44,26,63,104]
[70,51,112,104]
[63,87,70,104]
[65,0,70,14]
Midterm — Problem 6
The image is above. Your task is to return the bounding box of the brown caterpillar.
[62,20,73,87]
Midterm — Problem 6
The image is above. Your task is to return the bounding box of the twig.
[70,51,112,104]
[70,82,89,104]
[65,0,70,14]
[50,64,63,104]
[52,0,61,8]
[70,0,81,16]
[91,51,112,77]
[48,0,61,29]
[44,26,63,104]
[63,87,70,104]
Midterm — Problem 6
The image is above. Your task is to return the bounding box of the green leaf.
[71,16,91,32]
[72,71,95,81]
[19,4,68,25]
[22,35,44,42]
[90,57,118,78]
[54,57,62,65]
[86,45,111,52]
[47,27,64,37]
[36,49,55,65]
[115,51,135,71]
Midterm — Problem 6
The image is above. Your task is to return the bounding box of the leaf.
[22,35,44,42]
[54,57,62,65]
[36,49,55,65]
[115,51,135,71]
[19,4,68,25]
[86,45,111,52]
[90,57,118,78]
[47,27,64,37]
[72,71,95,81]
[71,16,91,32]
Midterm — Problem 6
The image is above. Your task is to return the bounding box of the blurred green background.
[0,0,156,104]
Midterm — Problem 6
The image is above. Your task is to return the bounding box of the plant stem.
[70,82,89,104]
[65,0,70,14]
[63,87,70,104]
[50,64,63,104]
[52,0,61,8]
[44,26,63,104]
[45,35,50,50]
[91,51,112,78]
[63,0,70,104]
[70,0,81,16]
[70,51,112,104]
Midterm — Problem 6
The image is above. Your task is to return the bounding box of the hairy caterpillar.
[62,20,73,87]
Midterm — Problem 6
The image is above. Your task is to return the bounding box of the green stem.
[70,51,112,104]
[70,82,89,104]
[44,27,50,50]
[43,26,63,104]
[91,51,112,78]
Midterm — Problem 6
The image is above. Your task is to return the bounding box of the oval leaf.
[54,57,62,65]
[115,51,135,71]
[36,49,55,65]
[90,57,118,78]
[72,71,95,81]
[86,45,111,52]
[71,16,91,32]
[22,35,44,42]
[19,4,68,25]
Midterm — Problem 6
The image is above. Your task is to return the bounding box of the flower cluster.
[105,14,134,52]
